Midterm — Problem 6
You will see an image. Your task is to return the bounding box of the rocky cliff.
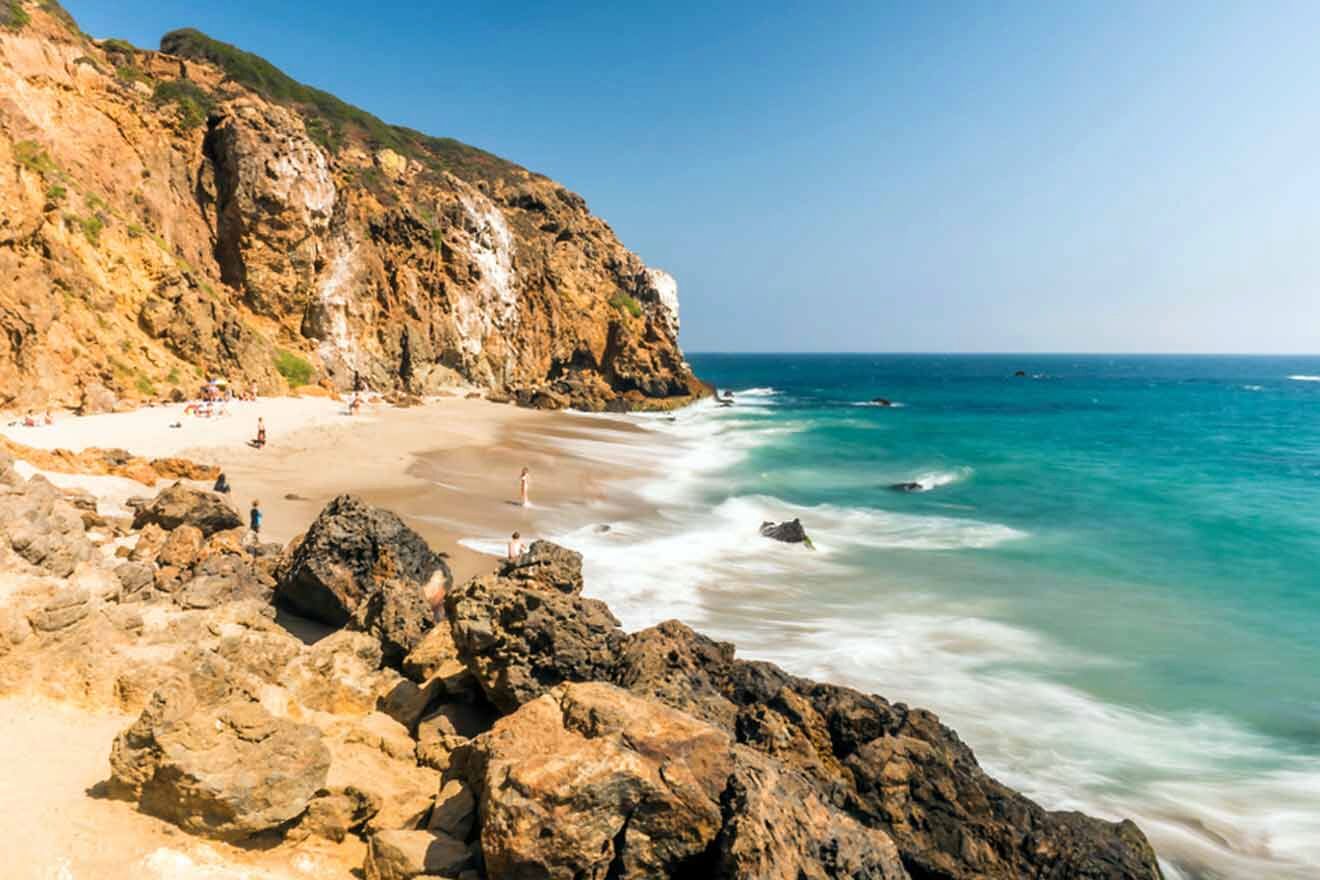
[0,2,705,412]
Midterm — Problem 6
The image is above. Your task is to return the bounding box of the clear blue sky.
[65,1,1320,353]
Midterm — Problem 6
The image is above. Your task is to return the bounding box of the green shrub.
[115,64,149,86]
[152,79,213,130]
[609,292,643,318]
[273,349,313,387]
[73,55,105,73]
[166,367,181,385]
[45,184,66,202]
[158,27,526,183]
[78,214,104,245]
[134,372,157,396]
[0,0,30,32]
[39,0,78,33]
[101,37,136,55]
[14,140,59,177]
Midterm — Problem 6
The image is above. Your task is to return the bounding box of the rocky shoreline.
[0,447,1162,878]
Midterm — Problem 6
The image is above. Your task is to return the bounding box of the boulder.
[349,578,436,666]
[401,622,472,693]
[427,778,477,839]
[466,683,733,880]
[445,575,623,713]
[0,473,93,576]
[28,587,91,633]
[131,482,242,536]
[714,747,909,880]
[614,619,739,729]
[156,523,204,569]
[109,688,330,841]
[759,518,812,545]
[321,717,439,834]
[79,382,117,414]
[498,539,584,595]
[276,495,451,628]
[364,829,473,880]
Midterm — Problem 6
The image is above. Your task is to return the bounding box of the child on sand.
[519,467,530,507]
[254,417,266,449]
[507,531,525,561]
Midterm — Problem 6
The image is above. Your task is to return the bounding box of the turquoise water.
[475,354,1320,878]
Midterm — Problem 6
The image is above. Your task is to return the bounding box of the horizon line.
[683,351,1320,358]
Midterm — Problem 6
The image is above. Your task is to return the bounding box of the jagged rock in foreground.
[0,462,1162,879]
[0,4,707,412]
[447,543,1164,880]
[109,685,331,841]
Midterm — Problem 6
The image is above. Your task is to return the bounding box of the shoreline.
[0,395,660,584]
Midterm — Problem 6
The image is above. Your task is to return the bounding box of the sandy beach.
[1,394,654,584]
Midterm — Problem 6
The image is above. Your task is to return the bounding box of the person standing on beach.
[519,467,530,507]
[507,531,524,561]
[249,500,262,542]
[255,417,266,449]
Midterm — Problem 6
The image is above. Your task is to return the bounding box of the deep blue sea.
[475,354,1320,879]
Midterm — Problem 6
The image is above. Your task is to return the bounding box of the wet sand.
[188,397,654,583]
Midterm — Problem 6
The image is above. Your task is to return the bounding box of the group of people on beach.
[11,410,54,428]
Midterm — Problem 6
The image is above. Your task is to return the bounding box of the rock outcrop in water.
[0,3,705,412]
[0,451,1164,878]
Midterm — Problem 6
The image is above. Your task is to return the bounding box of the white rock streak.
[454,189,518,356]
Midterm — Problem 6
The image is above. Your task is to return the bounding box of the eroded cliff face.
[0,4,704,412]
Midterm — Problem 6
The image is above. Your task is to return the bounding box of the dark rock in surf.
[872,397,894,406]
[890,481,924,493]
[759,518,812,547]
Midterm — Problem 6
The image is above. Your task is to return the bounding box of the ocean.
[471,354,1320,879]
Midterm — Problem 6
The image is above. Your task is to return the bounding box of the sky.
[64,1,1320,353]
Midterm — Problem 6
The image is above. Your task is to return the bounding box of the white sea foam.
[903,467,972,491]
[1287,375,1320,382]
[850,400,906,408]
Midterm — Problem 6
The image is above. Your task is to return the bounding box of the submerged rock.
[759,518,814,548]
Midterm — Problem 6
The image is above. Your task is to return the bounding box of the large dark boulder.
[131,482,242,536]
[275,494,450,627]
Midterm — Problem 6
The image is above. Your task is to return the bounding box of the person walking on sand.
[519,467,530,507]
[507,531,525,561]
[249,499,263,542]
